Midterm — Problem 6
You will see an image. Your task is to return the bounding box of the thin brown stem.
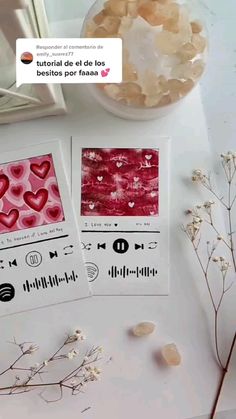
[0,353,25,377]
[210,332,236,419]
[192,243,217,312]
[23,340,67,386]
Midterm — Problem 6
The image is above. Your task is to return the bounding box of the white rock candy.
[132,321,156,336]
[162,343,182,366]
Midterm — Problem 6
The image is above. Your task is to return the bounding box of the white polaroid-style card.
[72,137,170,295]
[0,141,91,317]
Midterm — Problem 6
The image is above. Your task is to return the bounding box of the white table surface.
[0,84,235,419]
[0,3,236,418]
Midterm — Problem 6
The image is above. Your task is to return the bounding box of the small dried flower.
[212,257,220,262]
[186,218,202,241]
[193,216,203,223]
[43,360,48,366]
[67,349,79,360]
[80,335,86,341]
[185,209,193,215]
[25,344,39,355]
[217,236,224,241]
[31,363,40,371]
[192,169,206,182]
[65,329,85,344]
[221,152,233,163]
[221,261,230,272]
[203,200,215,209]
[86,366,102,381]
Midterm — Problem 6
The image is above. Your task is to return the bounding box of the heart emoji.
[134,177,139,182]
[128,202,135,208]
[24,188,48,212]
[101,68,110,78]
[116,162,123,168]
[97,176,103,182]
[0,209,19,228]
[145,155,152,160]
[30,161,51,179]
[0,174,9,199]
[89,203,95,210]
[45,205,62,221]
[10,164,25,179]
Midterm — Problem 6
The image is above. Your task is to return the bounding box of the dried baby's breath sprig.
[0,330,103,403]
[184,151,236,418]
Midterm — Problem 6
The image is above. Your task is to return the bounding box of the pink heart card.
[0,141,91,317]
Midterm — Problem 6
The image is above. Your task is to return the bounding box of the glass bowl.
[82,0,208,120]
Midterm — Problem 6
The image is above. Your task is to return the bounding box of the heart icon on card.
[101,68,110,78]
[10,164,25,179]
[0,174,9,199]
[21,214,39,228]
[145,155,152,160]
[24,188,48,212]
[89,203,95,210]
[51,184,60,198]
[45,204,62,221]
[30,161,51,179]
[97,176,103,182]
[116,162,123,168]
[128,202,135,208]
[0,209,19,228]
[11,185,23,197]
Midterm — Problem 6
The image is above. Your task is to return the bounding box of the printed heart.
[10,184,23,197]
[150,211,155,216]
[21,214,38,228]
[0,174,9,199]
[0,209,19,228]
[134,177,139,182]
[116,162,123,168]
[97,176,103,182]
[151,191,156,197]
[10,164,24,179]
[89,203,95,210]
[46,205,62,221]
[145,155,152,160]
[24,189,48,212]
[128,202,135,208]
[51,183,60,198]
[30,161,51,179]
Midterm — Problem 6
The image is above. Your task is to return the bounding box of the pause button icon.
[113,238,129,254]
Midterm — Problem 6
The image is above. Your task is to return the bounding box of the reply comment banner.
[16,38,123,87]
